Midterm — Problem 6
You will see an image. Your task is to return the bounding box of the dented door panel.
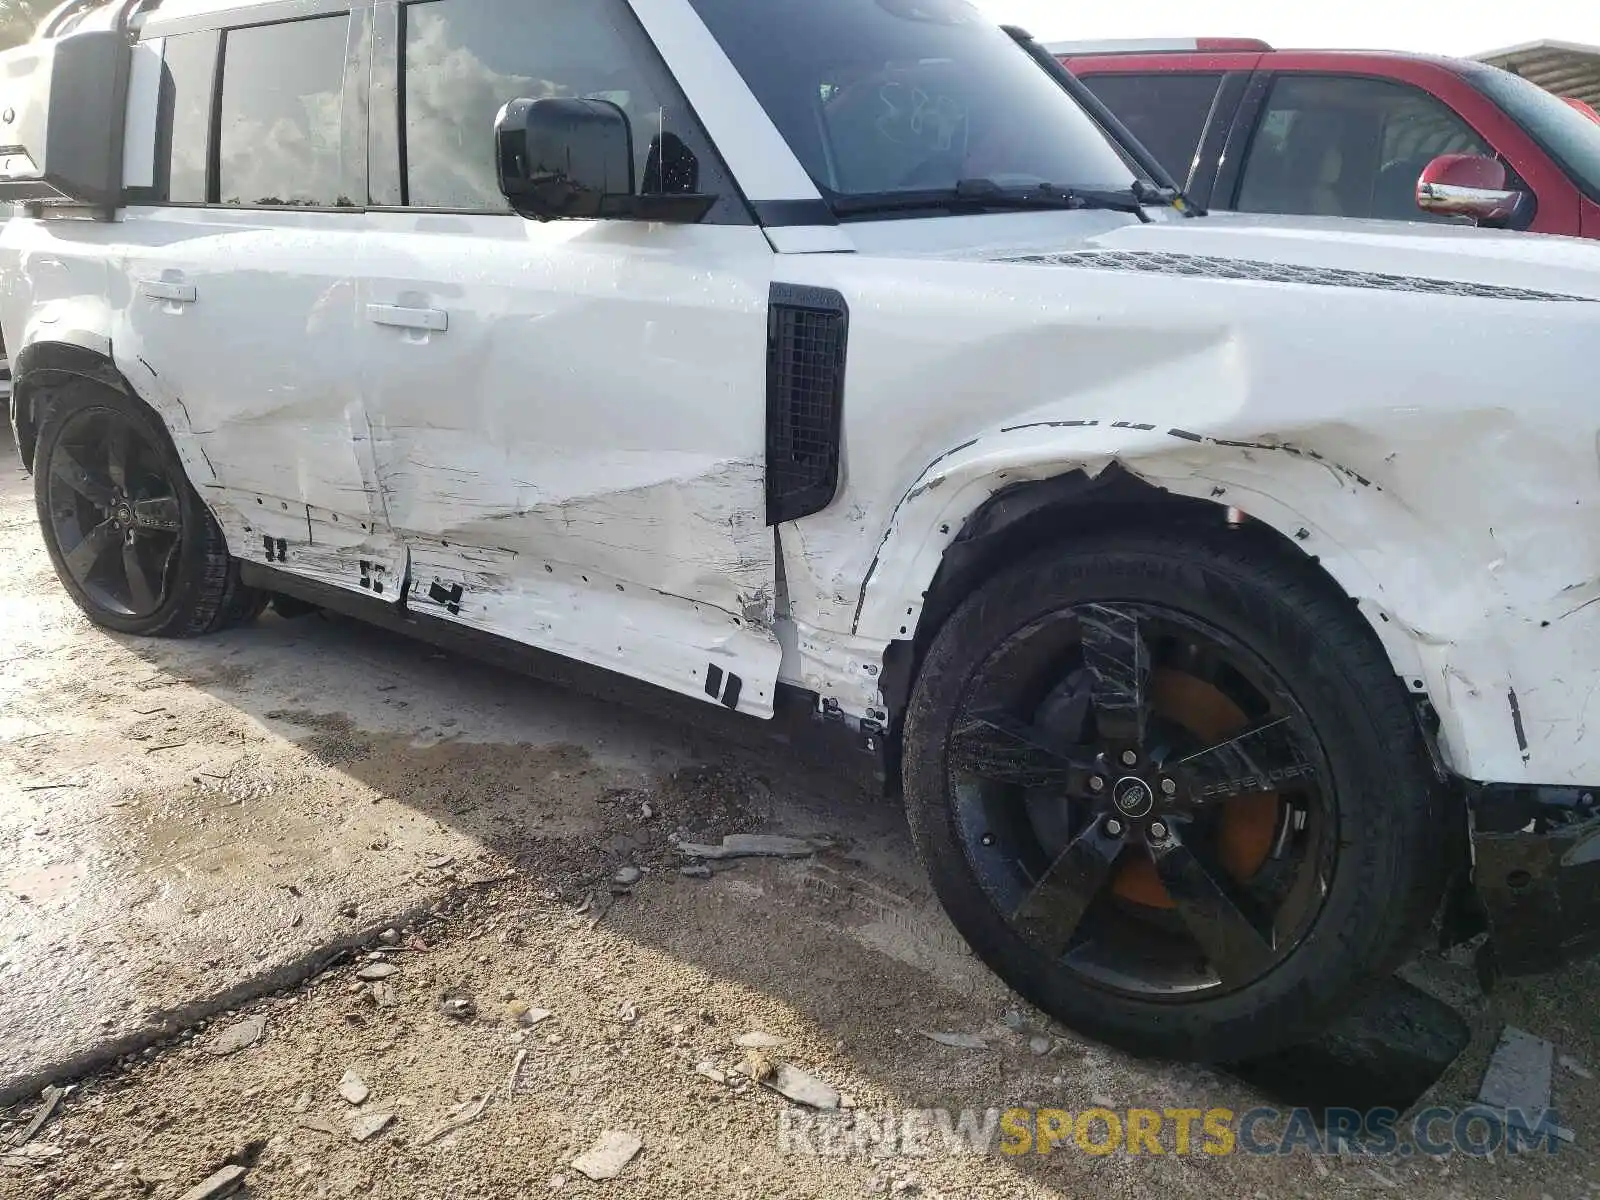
[360,215,781,716]
[116,206,408,601]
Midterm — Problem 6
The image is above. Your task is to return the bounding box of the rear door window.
[217,15,350,207]
[1236,74,1492,221]
[1078,72,1223,187]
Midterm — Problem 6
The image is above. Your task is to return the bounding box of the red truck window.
[1077,72,1223,187]
[1460,63,1600,203]
[1236,74,1494,221]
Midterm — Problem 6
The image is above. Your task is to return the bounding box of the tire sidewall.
[902,533,1431,1062]
[33,385,216,637]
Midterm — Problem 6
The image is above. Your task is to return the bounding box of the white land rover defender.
[4,0,1599,1063]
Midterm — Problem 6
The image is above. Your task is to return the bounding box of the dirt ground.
[3,434,1600,1199]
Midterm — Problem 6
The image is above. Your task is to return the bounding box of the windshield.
[1461,63,1600,202]
[682,0,1136,208]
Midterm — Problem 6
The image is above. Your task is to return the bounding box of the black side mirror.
[495,96,716,223]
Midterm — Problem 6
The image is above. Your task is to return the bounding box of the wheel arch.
[11,338,136,472]
[859,432,1461,767]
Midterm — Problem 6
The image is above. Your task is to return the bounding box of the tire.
[33,382,262,638]
[902,526,1447,1062]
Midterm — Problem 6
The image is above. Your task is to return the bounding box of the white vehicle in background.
[2,0,1598,1063]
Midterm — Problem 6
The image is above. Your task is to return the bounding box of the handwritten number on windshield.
[875,81,968,153]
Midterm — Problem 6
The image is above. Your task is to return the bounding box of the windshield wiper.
[1001,25,1208,217]
[832,179,1153,221]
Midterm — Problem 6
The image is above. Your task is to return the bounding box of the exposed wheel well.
[10,342,133,471]
[880,464,1398,747]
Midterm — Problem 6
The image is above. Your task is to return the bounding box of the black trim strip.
[752,199,838,228]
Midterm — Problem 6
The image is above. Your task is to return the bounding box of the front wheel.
[902,528,1447,1062]
[33,383,262,637]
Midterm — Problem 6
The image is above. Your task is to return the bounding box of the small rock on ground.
[209,1015,267,1057]
[738,1060,840,1110]
[349,1111,395,1143]
[357,962,399,981]
[338,1069,370,1105]
[504,999,553,1028]
[571,1130,643,1181]
[736,1031,785,1049]
[1479,1026,1554,1111]
[175,1164,248,1200]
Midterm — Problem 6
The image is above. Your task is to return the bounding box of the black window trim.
[1186,70,1251,210]
[131,6,369,212]
[368,0,756,224]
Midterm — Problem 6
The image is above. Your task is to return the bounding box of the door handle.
[140,279,197,304]
[367,304,448,332]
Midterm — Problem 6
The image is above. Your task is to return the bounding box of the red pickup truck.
[1056,39,1600,238]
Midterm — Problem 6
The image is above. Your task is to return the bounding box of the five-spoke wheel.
[904,528,1444,1061]
[44,407,185,618]
[948,601,1332,998]
[33,385,263,637]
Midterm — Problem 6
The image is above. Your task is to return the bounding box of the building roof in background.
[1473,40,1600,108]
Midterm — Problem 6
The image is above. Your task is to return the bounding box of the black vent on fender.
[766,283,848,525]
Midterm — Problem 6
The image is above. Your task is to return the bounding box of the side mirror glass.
[1415,153,1528,228]
[494,96,716,223]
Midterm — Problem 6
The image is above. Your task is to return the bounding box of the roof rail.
[1046,37,1272,55]
[33,0,155,38]
[37,0,97,38]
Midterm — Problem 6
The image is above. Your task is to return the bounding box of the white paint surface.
[1,0,1599,793]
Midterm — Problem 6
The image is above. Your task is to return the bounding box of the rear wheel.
[34,384,262,637]
[903,528,1445,1062]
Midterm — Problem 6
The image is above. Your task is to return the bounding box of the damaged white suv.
[4,0,1599,1063]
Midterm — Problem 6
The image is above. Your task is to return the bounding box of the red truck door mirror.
[1563,97,1600,126]
[1415,153,1529,228]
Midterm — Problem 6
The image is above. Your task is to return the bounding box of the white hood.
[839,209,1600,303]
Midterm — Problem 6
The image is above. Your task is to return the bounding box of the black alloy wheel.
[947,601,1334,999]
[44,406,184,618]
[33,384,264,637]
[903,529,1447,1061]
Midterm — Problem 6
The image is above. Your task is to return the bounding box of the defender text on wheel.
[3,0,1598,1062]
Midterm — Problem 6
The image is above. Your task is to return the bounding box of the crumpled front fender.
[850,408,1600,791]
